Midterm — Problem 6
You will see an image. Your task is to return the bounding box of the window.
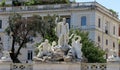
[98,18,101,28]
[66,18,71,28]
[113,26,115,35]
[81,16,86,26]
[113,42,115,49]
[105,48,109,59]
[0,37,2,46]
[106,39,108,45]
[119,44,120,57]
[105,22,108,34]
[97,36,101,47]
[119,26,120,36]
[27,50,33,60]
[98,36,100,42]
[0,20,2,29]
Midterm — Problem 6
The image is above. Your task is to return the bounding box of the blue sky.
[76,0,120,18]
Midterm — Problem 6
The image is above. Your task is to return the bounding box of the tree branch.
[15,30,30,58]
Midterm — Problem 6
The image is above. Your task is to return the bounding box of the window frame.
[106,39,108,45]
[98,18,101,28]
[81,16,87,26]
[0,20,2,29]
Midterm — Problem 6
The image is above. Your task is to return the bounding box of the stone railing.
[0,62,119,70]
[10,63,33,70]
[81,63,107,70]
[0,2,96,12]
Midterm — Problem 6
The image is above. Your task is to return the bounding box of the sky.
[76,0,120,18]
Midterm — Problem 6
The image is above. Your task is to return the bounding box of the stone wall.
[0,62,120,70]
[10,63,33,70]
[33,62,81,70]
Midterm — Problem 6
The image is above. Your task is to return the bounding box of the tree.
[0,0,6,7]
[5,13,57,63]
[109,9,119,18]
[12,0,22,6]
[43,15,58,44]
[24,0,70,5]
[69,29,106,63]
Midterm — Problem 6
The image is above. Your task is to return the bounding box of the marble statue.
[37,39,51,58]
[51,41,57,52]
[65,34,82,61]
[72,35,82,59]
[109,49,117,58]
[107,49,120,62]
[0,51,11,62]
[56,18,69,47]
[34,18,83,62]
[55,17,59,24]
[75,35,82,59]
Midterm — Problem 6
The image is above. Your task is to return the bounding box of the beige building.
[0,1,120,59]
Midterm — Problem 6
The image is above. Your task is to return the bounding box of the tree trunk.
[10,52,21,63]
[16,41,25,58]
[9,36,21,63]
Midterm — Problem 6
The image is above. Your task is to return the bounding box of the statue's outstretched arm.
[69,34,74,39]
[74,35,81,41]
[37,43,43,49]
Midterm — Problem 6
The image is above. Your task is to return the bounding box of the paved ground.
[107,63,120,70]
[0,64,10,70]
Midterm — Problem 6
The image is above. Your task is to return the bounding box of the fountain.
[34,18,83,62]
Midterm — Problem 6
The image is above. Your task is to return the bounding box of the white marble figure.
[0,51,11,62]
[37,39,51,58]
[51,41,57,52]
[72,35,82,59]
[55,17,59,24]
[109,49,117,58]
[56,18,69,47]
[67,37,76,58]
[107,49,120,62]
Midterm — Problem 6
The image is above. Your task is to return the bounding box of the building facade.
[0,1,120,59]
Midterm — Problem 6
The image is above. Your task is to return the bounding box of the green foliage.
[25,0,35,5]
[70,29,106,63]
[24,0,70,5]
[12,0,22,6]
[6,13,44,44]
[6,13,45,63]
[109,9,119,17]
[42,14,58,44]
[109,9,117,14]
[6,13,59,62]
[0,0,6,6]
